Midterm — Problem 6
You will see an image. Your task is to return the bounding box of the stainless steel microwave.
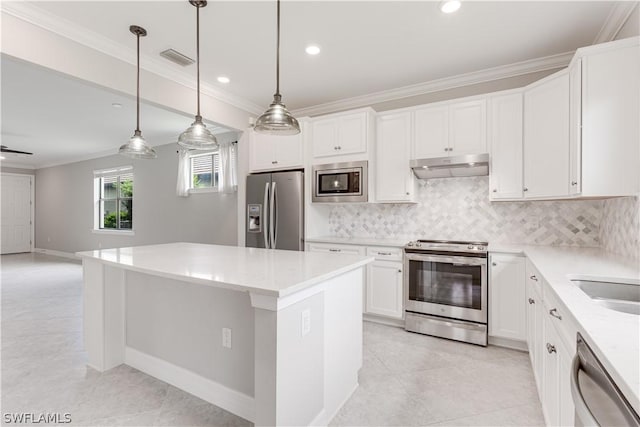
[312,161,368,203]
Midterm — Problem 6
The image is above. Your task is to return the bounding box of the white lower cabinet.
[366,260,403,319]
[542,312,574,427]
[489,253,526,341]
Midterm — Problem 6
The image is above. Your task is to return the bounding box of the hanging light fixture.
[119,25,157,159]
[178,0,218,150]
[254,0,300,135]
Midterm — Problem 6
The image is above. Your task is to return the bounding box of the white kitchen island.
[76,242,373,427]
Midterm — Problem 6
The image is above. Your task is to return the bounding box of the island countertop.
[76,242,374,298]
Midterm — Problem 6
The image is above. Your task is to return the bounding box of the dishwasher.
[571,333,640,426]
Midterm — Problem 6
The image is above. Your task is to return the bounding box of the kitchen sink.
[571,278,640,315]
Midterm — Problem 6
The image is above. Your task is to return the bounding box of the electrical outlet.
[222,328,232,349]
[301,309,311,337]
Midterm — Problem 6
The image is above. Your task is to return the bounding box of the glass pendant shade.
[254,94,300,135]
[119,130,157,159]
[178,115,218,149]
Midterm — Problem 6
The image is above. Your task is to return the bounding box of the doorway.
[1,173,34,254]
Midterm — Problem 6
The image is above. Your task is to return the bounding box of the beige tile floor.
[2,253,544,426]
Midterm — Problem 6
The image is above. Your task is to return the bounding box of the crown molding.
[593,2,638,44]
[292,51,573,117]
[1,2,264,116]
[0,161,37,170]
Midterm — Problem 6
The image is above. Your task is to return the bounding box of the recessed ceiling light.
[217,76,230,84]
[440,0,461,13]
[112,103,122,108]
[305,45,321,55]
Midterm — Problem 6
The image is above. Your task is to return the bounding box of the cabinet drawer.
[307,243,365,256]
[366,246,403,261]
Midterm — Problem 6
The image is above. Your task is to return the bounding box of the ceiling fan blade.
[0,146,33,155]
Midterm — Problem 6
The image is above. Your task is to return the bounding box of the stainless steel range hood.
[411,153,489,179]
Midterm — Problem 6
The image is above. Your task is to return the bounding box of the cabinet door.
[249,131,278,172]
[558,342,575,427]
[413,105,449,158]
[338,112,368,156]
[376,112,413,202]
[312,118,338,158]
[569,59,582,195]
[274,132,304,169]
[489,92,523,199]
[523,70,570,198]
[489,254,526,341]
[449,100,487,156]
[366,260,403,319]
[542,315,560,427]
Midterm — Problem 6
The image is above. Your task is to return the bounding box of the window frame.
[188,150,220,194]
[93,166,135,235]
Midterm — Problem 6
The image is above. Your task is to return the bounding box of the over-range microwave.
[312,161,368,203]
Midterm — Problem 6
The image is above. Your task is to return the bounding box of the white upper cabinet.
[311,109,373,162]
[449,100,487,155]
[489,90,523,200]
[413,105,449,158]
[249,129,304,173]
[569,59,582,196]
[523,69,570,199]
[376,112,415,202]
[578,38,640,197]
[412,97,486,159]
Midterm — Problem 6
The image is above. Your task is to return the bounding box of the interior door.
[271,171,304,251]
[245,173,271,249]
[1,174,32,254]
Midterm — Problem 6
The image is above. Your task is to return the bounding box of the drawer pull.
[378,252,393,256]
[329,249,341,253]
[398,269,402,273]
[530,275,538,281]
[528,298,535,305]
[546,343,556,354]
[549,308,562,320]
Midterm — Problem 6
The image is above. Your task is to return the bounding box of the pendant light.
[119,25,157,159]
[178,0,218,150]
[254,0,300,135]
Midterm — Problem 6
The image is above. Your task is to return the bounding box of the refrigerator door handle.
[270,181,277,249]
[263,182,270,249]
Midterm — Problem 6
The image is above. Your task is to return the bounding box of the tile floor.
[2,252,544,426]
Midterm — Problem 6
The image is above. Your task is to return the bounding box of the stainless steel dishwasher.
[571,333,640,426]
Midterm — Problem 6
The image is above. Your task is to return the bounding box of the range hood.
[411,153,489,179]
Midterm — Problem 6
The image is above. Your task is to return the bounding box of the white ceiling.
[30,0,622,111]
[1,56,231,168]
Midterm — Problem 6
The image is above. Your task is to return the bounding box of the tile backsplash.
[328,176,604,246]
[599,195,640,262]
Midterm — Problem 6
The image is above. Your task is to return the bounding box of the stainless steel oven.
[312,161,367,203]
[404,240,488,346]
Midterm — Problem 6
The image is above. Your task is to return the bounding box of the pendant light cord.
[275,0,280,97]
[196,5,201,117]
[136,31,141,132]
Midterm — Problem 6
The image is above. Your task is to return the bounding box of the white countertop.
[306,236,408,247]
[492,244,640,412]
[76,242,373,298]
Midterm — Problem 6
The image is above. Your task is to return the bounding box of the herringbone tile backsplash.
[600,196,640,262]
[328,176,604,246]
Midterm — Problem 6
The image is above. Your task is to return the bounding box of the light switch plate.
[222,328,232,349]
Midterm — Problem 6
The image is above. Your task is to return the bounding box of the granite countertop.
[491,243,640,413]
[76,242,373,298]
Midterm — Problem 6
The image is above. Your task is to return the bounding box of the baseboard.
[124,347,255,423]
[34,248,80,260]
[488,336,528,351]
[363,313,405,328]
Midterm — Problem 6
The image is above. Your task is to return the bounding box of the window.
[190,152,219,190]
[94,167,133,231]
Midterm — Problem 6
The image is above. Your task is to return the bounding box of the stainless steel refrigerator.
[245,171,304,251]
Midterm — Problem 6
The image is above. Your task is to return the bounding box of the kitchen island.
[76,242,373,426]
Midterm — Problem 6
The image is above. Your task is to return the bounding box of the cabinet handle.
[378,252,392,256]
[571,181,578,186]
[398,269,402,273]
[523,187,529,192]
[530,275,538,281]
[549,308,562,320]
[528,298,535,305]
[337,146,342,150]
[492,189,497,193]
[329,249,341,253]
[492,262,497,266]
[546,343,557,354]
[406,192,410,195]
[271,160,278,164]
[444,148,448,152]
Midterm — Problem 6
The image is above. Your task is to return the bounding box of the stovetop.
[405,239,488,254]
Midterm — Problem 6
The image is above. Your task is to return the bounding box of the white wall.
[616,5,640,40]
[35,142,238,253]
